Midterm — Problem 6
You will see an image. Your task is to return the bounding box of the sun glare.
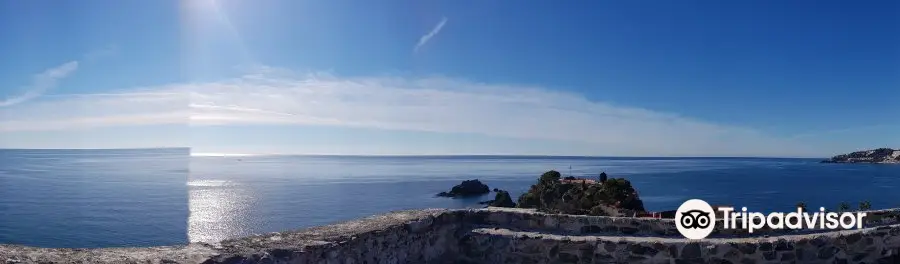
[179,0,253,77]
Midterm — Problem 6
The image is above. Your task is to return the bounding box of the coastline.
[822,160,900,164]
[822,148,900,164]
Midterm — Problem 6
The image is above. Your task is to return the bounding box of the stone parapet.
[3,207,900,263]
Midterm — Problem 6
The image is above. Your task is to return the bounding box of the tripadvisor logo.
[675,199,868,240]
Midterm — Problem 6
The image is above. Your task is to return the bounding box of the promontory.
[822,148,900,164]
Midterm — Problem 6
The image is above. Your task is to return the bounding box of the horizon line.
[0,148,832,159]
[191,153,826,159]
[3,148,830,159]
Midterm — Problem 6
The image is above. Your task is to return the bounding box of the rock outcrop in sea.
[822,148,900,164]
[436,179,490,197]
[516,170,646,216]
[478,189,516,208]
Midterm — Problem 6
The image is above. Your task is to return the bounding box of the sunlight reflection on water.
[188,181,259,243]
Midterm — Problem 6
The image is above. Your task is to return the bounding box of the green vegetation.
[517,170,645,216]
[859,201,872,211]
[839,202,851,212]
[539,170,562,184]
[488,190,516,208]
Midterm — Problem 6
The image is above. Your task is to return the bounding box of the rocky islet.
[436,179,491,198]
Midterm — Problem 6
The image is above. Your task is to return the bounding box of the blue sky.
[0,0,897,157]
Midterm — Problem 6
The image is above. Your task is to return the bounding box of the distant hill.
[822,148,900,164]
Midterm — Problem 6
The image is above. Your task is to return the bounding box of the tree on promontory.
[517,170,645,216]
[839,202,851,212]
[859,201,872,211]
[540,170,562,184]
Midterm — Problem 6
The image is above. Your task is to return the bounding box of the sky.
[0,0,898,157]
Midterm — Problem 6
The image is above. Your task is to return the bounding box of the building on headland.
[559,178,597,185]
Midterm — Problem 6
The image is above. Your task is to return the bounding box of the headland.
[823,148,900,164]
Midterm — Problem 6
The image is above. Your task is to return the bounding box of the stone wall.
[206,209,464,264]
[460,226,900,264]
[1,209,464,264]
[466,207,900,238]
[2,207,900,264]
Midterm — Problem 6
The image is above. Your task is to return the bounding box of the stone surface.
[0,243,217,264]
[464,225,900,264]
[3,207,900,263]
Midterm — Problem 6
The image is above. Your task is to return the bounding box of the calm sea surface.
[2,149,899,248]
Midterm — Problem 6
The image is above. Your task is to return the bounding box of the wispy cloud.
[414,17,448,53]
[0,46,120,108]
[186,69,825,156]
[1,67,837,156]
[184,73,809,156]
[0,61,79,107]
[0,92,187,131]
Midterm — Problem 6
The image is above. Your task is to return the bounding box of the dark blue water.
[0,149,189,248]
[2,149,899,248]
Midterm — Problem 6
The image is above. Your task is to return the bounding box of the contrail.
[0,61,79,107]
[414,17,448,53]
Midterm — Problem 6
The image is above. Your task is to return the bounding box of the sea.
[1,148,898,248]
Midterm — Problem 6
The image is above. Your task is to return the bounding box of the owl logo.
[680,209,712,229]
[675,199,716,239]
